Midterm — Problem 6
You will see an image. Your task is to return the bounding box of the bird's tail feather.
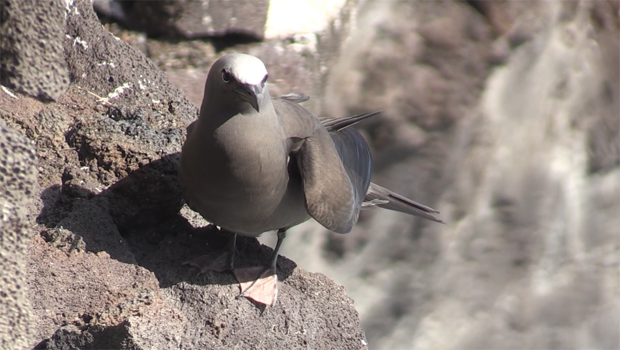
[364,183,444,223]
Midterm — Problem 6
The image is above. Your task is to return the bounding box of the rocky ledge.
[0,0,366,349]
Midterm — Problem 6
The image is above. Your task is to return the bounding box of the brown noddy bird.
[179,53,443,306]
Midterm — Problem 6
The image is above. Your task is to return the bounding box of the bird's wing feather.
[274,99,370,233]
[272,98,320,141]
[274,101,442,229]
[321,111,380,131]
[294,126,359,233]
[278,93,310,104]
[327,127,373,224]
[324,112,444,223]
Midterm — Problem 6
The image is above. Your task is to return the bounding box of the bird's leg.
[268,228,286,270]
[225,231,237,270]
[234,228,287,307]
[184,229,237,273]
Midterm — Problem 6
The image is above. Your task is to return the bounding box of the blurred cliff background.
[1,0,618,349]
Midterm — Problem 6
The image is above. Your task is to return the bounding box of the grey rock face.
[0,0,70,101]
[64,0,197,121]
[95,0,269,40]
[0,119,37,349]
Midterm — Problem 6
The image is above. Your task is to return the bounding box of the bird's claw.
[234,266,278,307]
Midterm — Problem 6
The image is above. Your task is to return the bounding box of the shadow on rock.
[37,152,296,290]
[34,323,134,350]
[102,153,184,232]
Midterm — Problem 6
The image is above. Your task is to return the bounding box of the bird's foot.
[184,251,234,273]
[234,266,278,307]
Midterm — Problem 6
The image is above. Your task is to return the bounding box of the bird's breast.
[180,115,301,232]
[213,121,288,193]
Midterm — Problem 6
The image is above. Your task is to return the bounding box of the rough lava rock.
[0,0,70,101]
[0,0,369,349]
[0,119,38,350]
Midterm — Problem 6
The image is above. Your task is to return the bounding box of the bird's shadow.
[36,152,296,289]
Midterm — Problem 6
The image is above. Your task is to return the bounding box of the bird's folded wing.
[273,98,358,232]
[278,93,310,104]
[272,98,320,139]
[295,127,361,233]
[328,127,373,214]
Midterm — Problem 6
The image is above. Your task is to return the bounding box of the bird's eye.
[261,74,268,86]
[222,69,232,83]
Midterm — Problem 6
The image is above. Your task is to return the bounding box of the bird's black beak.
[236,84,264,112]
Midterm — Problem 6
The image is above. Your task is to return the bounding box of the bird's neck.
[199,92,273,129]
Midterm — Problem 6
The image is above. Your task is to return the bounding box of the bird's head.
[205,53,269,113]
